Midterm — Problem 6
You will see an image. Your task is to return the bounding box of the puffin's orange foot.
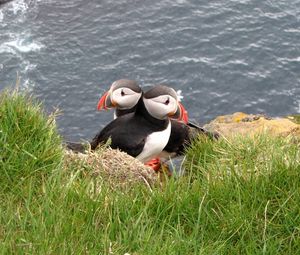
[145,158,161,172]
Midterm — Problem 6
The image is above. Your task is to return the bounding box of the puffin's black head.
[143,84,183,120]
[97,79,142,110]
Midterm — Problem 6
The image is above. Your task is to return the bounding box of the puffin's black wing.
[163,120,190,156]
[164,120,220,157]
[90,114,147,157]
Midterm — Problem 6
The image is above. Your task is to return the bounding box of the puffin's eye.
[121,90,125,96]
[164,98,170,105]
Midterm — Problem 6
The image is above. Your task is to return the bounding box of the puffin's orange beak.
[97,91,116,110]
[169,102,189,123]
[178,102,189,124]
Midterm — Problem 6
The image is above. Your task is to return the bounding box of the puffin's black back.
[90,98,169,157]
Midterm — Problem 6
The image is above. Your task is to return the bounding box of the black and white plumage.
[95,82,217,159]
[66,81,218,158]
[91,85,182,163]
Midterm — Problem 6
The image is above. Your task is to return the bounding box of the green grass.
[0,90,63,193]
[0,90,299,254]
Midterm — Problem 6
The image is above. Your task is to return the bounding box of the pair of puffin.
[91,79,190,164]
[66,79,217,170]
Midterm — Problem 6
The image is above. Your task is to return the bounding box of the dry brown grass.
[64,147,160,190]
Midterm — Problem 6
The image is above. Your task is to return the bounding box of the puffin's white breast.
[136,121,171,163]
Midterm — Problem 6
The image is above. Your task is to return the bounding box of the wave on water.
[3,38,44,53]
[0,0,44,91]
[11,0,28,14]
[0,0,29,17]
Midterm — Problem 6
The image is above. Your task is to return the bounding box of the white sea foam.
[175,0,188,4]
[0,44,17,54]
[278,57,300,64]
[22,79,35,91]
[24,62,37,71]
[11,0,28,15]
[3,38,44,53]
[227,59,249,66]
[0,0,42,94]
[284,28,300,33]
[158,56,216,66]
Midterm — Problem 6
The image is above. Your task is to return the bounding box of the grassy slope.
[0,91,299,254]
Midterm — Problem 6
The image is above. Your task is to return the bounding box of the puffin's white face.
[98,79,142,111]
[143,94,178,120]
[111,87,142,110]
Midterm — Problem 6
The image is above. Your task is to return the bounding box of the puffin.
[96,81,215,161]
[97,79,143,118]
[90,85,183,163]
[66,80,218,166]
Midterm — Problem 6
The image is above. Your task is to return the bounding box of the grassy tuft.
[0,90,63,193]
[183,134,300,253]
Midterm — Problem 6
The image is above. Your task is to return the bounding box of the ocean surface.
[1,0,300,141]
